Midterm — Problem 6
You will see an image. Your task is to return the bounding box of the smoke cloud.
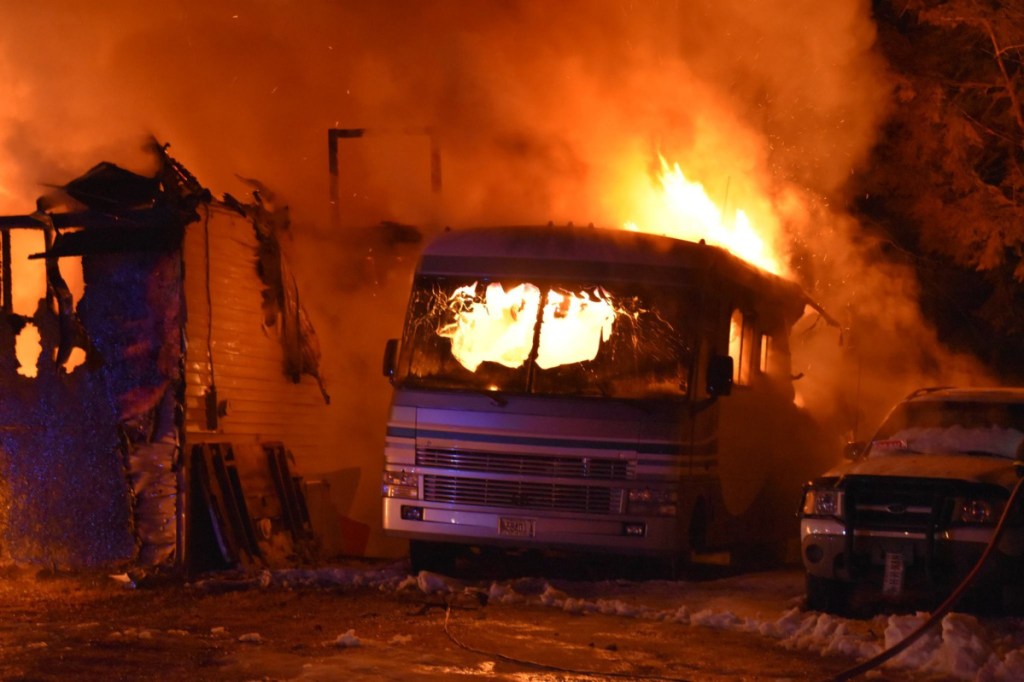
[0,2,888,221]
[0,1,992,554]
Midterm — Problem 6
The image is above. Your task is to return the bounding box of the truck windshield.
[395,275,694,399]
[870,400,1024,459]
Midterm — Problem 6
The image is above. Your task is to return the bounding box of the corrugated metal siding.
[182,205,327,453]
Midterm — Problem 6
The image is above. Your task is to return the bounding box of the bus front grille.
[417,448,634,480]
[422,474,622,514]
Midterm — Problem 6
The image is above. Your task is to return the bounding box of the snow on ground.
[253,564,1024,681]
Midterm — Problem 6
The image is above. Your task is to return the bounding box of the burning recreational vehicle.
[381,224,832,571]
[0,143,330,572]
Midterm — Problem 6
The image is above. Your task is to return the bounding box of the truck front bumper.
[800,517,1017,587]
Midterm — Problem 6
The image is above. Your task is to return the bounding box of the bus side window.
[728,309,756,386]
[759,333,771,375]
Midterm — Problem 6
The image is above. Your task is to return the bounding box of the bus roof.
[417,224,812,316]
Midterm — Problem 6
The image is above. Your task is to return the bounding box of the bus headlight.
[382,470,419,499]
[627,488,678,516]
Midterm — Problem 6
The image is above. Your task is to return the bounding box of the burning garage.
[0,142,333,573]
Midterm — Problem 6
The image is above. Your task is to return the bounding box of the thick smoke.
[0,1,888,221]
[0,1,992,555]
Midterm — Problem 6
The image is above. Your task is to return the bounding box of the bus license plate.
[883,552,905,596]
[499,517,535,538]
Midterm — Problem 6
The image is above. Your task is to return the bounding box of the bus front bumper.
[383,498,680,555]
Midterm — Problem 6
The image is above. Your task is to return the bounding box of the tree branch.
[983,19,1024,144]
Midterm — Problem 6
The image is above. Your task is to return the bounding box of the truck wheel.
[956,580,1006,616]
[805,574,850,614]
[1000,581,1024,616]
[409,540,458,575]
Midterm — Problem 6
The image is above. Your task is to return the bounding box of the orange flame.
[625,155,786,276]
[439,282,618,373]
[440,282,541,371]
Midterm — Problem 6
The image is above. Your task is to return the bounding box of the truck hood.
[830,453,1018,489]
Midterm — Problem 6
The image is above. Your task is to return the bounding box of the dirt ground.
[0,562,925,682]
[0,563,447,682]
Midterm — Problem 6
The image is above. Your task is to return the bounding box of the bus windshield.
[395,275,694,399]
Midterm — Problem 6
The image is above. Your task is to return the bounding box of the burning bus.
[381,224,828,572]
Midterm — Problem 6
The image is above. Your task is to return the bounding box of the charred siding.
[182,205,327,451]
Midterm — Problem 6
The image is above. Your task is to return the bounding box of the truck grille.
[417,447,634,480]
[422,474,622,514]
[845,476,955,532]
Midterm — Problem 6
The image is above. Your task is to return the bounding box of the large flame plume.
[625,154,786,276]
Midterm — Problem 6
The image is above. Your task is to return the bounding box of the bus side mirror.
[706,355,733,397]
[382,338,398,381]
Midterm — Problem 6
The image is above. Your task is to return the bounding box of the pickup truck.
[799,387,1024,615]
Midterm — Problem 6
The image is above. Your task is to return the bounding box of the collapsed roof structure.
[0,142,330,573]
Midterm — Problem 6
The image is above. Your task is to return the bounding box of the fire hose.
[827,472,1024,682]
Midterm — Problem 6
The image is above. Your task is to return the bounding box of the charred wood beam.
[27,222,186,259]
[0,206,178,231]
[326,126,442,229]
[327,127,364,227]
[35,208,92,366]
[0,206,186,259]
[1,229,10,313]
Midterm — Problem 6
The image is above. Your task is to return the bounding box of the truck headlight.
[627,487,678,516]
[382,470,419,499]
[958,499,1003,525]
[801,487,844,518]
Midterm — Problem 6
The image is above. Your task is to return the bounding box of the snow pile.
[691,609,742,629]
[189,564,1024,681]
[332,629,361,648]
[403,571,450,595]
[396,570,1024,681]
[111,627,155,640]
[878,613,1024,680]
[767,608,879,660]
[485,580,525,604]
[759,609,1024,680]
[269,564,407,590]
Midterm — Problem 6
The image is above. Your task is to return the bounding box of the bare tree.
[855,1,1024,373]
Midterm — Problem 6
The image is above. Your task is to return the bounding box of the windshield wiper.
[477,389,508,407]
